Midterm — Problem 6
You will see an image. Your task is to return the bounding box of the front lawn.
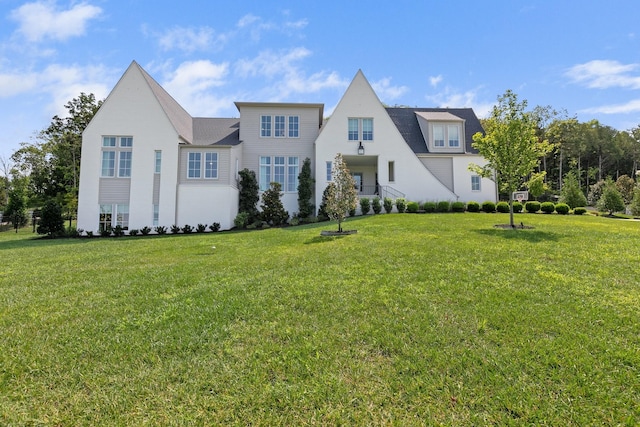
[1,213,639,425]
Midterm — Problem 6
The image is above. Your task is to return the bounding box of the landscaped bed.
[1,213,638,425]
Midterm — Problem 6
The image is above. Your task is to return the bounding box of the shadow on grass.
[0,235,96,251]
[304,235,347,245]
[474,228,560,243]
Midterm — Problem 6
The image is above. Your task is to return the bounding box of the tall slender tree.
[324,153,358,232]
[297,157,315,219]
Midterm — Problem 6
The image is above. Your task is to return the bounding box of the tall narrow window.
[261,115,272,137]
[188,152,201,178]
[326,161,332,181]
[288,116,299,137]
[348,118,359,140]
[274,156,285,187]
[118,151,132,177]
[433,125,445,147]
[154,151,162,174]
[99,204,112,231]
[116,204,129,229]
[101,151,115,177]
[259,156,271,191]
[362,118,373,141]
[287,157,299,192]
[388,161,395,182]
[275,115,285,137]
[205,152,218,179]
[448,125,460,147]
[471,175,481,191]
[153,204,159,226]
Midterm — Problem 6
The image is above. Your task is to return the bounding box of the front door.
[352,173,363,193]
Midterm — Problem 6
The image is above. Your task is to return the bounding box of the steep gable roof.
[133,61,194,143]
[386,107,484,154]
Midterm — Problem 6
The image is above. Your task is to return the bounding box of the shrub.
[182,224,193,234]
[196,223,207,233]
[525,201,541,213]
[555,203,570,215]
[597,178,625,215]
[260,182,289,226]
[112,225,125,237]
[170,224,181,234]
[234,212,250,229]
[512,201,523,213]
[406,201,420,213]
[289,216,300,226]
[436,201,450,213]
[360,197,371,215]
[451,201,465,212]
[395,198,407,213]
[238,169,260,223]
[297,157,315,219]
[372,197,382,214]
[66,226,81,238]
[481,201,496,213]
[496,201,510,213]
[85,230,94,238]
[209,222,220,232]
[422,201,436,213]
[540,201,555,214]
[155,225,167,235]
[466,201,480,212]
[129,229,139,236]
[574,207,587,215]
[349,207,357,217]
[383,197,394,213]
[37,199,65,238]
[141,226,152,236]
[100,228,112,237]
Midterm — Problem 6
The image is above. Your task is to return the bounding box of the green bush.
[496,201,510,213]
[37,199,65,238]
[260,182,289,225]
[372,197,382,214]
[112,225,125,237]
[170,225,181,234]
[466,201,480,212]
[100,228,112,237]
[451,201,466,212]
[209,222,221,232]
[555,203,570,215]
[540,201,555,214]
[360,197,371,215]
[196,223,207,233]
[513,202,523,213]
[383,197,393,213]
[436,201,450,212]
[422,201,436,213]
[234,212,250,229]
[574,207,587,215]
[406,201,420,213]
[141,226,152,235]
[525,201,541,213]
[395,198,407,213]
[182,224,193,234]
[481,201,496,213]
[155,225,167,235]
[129,229,139,236]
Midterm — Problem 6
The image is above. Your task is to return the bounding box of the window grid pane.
[274,156,285,187]
[205,152,218,179]
[287,157,299,192]
[120,137,133,147]
[119,151,132,177]
[326,161,332,181]
[288,116,299,137]
[472,175,481,191]
[155,151,162,174]
[348,118,359,140]
[101,151,115,177]
[362,118,373,141]
[103,137,116,147]
[275,116,285,137]
[188,152,201,178]
[259,156,271,191]
[448,125,460,147]
[116,204,129,229]
[433,126,444,147]
[261,116,272,137]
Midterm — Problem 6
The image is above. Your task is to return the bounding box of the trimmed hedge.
[496,201,510,213]
[555,203,570,215]
[466,201,480,212]
[525,201,541,213]
[436,201,450,212]
[513,201,523,213]
[422,201,436,213]
[406,201,420,213]
[574,207,587,215]
[451,201,466,212]
[540,201,555,214]
[482,201,496,213]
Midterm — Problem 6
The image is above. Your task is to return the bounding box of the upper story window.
[261,115,300,139]
[348,118,374,141]
[448,125,460,147]
[326,161,332,182]
[186,151,219,180]
[101,136,132,178]
[154,151,162,174]
[428,122,463,152]
[205,152,218,179]
[260,155,299,192]
[471,175,481,191]
[433,126,445,147]
[188,152,201,178]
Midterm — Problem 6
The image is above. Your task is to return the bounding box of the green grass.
[1,213,639,425]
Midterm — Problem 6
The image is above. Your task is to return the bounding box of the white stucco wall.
[176,185,238,230]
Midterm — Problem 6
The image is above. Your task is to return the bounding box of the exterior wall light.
[358,141,364,155]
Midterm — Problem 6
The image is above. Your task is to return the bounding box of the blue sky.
[1,0,640,161]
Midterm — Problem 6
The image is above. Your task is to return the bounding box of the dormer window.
[415,112,465,153]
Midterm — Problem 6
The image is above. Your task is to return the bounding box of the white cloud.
[565,59,640,89]
[579,99,640,115]
[426,86,493,118]
[162,60,230,116]
[158,26,228,53]
[429,75,443,87]
[235,48,312,78]
[372,77,408,100]
[10,1,102,42]
[0,71,39,97]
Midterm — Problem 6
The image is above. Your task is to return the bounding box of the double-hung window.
[205,152,218,179]
[261,115,299,138]
[348,118,374,141]
[259,156,271,191]
[471,175,481,191]
[362,118,373,141]
[188,152,201,178]
[101,151,115,177]
[348,118,359,140]
[433,126,445,147]
[101,136,132,178]
[274,156,286,187]
[261,116,272,137]
[119,151,132,177]
[287,157,299,192]
[275,116,286,137]
[288,116,299,137]
[448,125,460,147]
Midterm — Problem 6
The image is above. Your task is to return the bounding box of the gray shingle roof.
[193,118,240,146]
[385,107,484,154]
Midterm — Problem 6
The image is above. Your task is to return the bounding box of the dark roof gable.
[385,107,484,154]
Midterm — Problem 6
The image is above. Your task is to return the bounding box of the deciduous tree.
[324,153,358,232]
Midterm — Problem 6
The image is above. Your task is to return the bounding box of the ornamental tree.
[238,168,259,223]
[297,157,314,219]
[470,90,554,227]
[324,153,358,232]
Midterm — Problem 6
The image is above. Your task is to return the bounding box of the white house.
[77,62,496,233]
